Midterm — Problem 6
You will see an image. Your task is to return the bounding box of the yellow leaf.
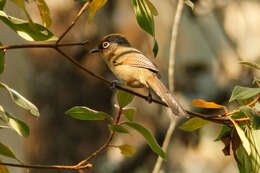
[88,0,108,22]
[191,99,224,109]
[229,117,251,155]
[118,144,136,157]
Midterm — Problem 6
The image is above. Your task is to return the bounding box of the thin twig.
[0,162,92,170]
[56,0,91,43]
[0,41,88,50]
[152,0,184,173]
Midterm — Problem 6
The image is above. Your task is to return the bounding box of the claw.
[146,91,153,103]
[110,80,123,89]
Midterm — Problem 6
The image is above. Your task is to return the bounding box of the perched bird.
[90,34,186,117]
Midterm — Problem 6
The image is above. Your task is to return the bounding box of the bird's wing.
[116,53,159,73]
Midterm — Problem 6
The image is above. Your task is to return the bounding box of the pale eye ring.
[102,41,110,48]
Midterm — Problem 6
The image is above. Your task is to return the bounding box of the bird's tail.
[147,75,186,117]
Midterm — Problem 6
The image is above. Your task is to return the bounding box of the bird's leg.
[146,88,153,103]
[110,80,124,89]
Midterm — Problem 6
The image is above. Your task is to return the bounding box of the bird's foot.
[110,80,123,89]
[146,92,153,103]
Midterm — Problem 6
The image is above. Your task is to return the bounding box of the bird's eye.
[102,41,110,49]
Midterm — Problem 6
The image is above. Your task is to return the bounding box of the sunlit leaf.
[0,142,17,160]
[179,117,210,131]
[0,41,5,74]
[0,0,6,10]
[0,158,9,173]
[229,117,251,155]
[215,125,232,141]
[88,0,108,22]
[0,10,57,41]
[240,106,260,130]
[66,106,110,120]
[191,99,224,109]
[184,0,194,10]
[122,108,136,121]
[240,61,260,70]
[0,81,40,117]
[131,0,158,57]
[34,0,52,28]
[125,122,166,159]
[144,0,158,16]
[229,86,260,102]
[118,144,136,157]
[6,112,30,137]
[117,90,134,108]
[109,124,129,133]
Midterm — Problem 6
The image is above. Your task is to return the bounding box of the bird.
[90,33,186,117]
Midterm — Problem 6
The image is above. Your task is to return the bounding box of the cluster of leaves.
[180,62,260,173]
[66,90,166,159]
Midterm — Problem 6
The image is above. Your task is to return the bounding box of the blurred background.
[0,0,260,172]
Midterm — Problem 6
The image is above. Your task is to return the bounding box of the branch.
[57,0,91,43]
[153,0,184,172]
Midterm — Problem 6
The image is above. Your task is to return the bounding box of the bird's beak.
[89,48,100,54]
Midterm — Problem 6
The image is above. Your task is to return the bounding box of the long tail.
[147,75,186,117]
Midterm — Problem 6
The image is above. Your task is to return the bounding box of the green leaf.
[109,124,129,133]
[125,122,166,159]
[144,0,158,16]
[0,10,57,41]
[0,159,9,173]
[35,0,52,28]
[0,81,40,117]
[122,108,136,121]
[6,112,30,137]
[118,144,136,157]
[153,39,158,57]
[229,86,260,102]
[240,106,260,130]
[0,41,5,74]
[229,118,251,155]
[215,125,232,141]
[184,0,194,10]
[0,142,17,159]
[66,106,110,120]
[117,90,134,108]
[240,61,260,70]
[0,0,6,10]
[88,0,108,22]
[179,117,210,131]
[132,0,154,36]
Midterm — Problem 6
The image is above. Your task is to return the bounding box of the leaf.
[66,106,110,120]
[236,145,257,173]
[117,90,134,108]
[0,41,5,74]
[34,0,52,28]
[153,38,158,57]
[6,112,30,137]
[215,125,232,141]
[184,0,194,10]
[191,99,224,109]
[122,108,136,121]
[0,81,40,117]
[229,86,260,102]
[0,142,17,160]
[88,0,108,22]
[0,0,6,10]
[229,117,251,155]
[253,77,260,87]
[0,10,57,41]
[179,117,210,131]
[109,124,129,133]
[0,159,9,173]
[144,0,158,16]
[125,122,166,159]
[240,61,260,70]
[118,144,136,157]
[240,106,260,130]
